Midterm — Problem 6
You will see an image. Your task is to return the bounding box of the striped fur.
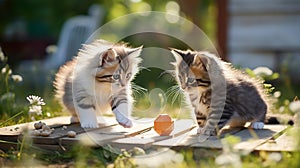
[171,49,269,136]
[54,39,142,128]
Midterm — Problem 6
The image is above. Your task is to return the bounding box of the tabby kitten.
[171,49,268,136]
[54,40,142,128]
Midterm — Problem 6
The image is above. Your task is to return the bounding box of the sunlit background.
[0,0,217,109]
[0,0,299,116]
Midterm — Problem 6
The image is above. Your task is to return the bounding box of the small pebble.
[62,125,68,130]
[39,131,51,137]
[42,125,51,131]
[67,131,76,138]
[32,130,40,136]
[34,121,46,129]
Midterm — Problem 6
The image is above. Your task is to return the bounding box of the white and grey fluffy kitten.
[54,40,142,128]
[171,49,269,136]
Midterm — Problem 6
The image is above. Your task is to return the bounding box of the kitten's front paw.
[80,121,99,128]
[116,117,133,128]
[75,107,99,128]
[113,103,133,128]
[197,127,217,136]
[251,122,264,129]
[197,127,204,134]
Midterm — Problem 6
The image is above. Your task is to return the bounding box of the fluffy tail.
[53,58,77,114]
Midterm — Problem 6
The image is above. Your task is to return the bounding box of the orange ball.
[154,114,174,136]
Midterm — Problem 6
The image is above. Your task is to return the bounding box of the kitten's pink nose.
[181,84,186,90]
[120,80,126,87]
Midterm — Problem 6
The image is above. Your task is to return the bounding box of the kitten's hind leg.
[70,115,80,123]
[251,108,266,129]
[113,103,133,128]
[228,116,246,128]
[250,122,264,129]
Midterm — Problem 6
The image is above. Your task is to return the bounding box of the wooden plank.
[30,124,85,145]
[32,144,67,152]
[0,116,71,150]
[0,140,19,151]
[190,125,287,151]
[217,0,228,60]
[30,117,118,145]
[255,128,299,152]
[229,15,300,51]
[153,126,243,149]
[152,127,197,149]
[0,116,118,147]
[229,52,276,70]
[233,125,287,151]
[0,116,71,137]
[110,119,196,150]
[230,0,300,14]
[180,126,243,149]
[60,118,154,147]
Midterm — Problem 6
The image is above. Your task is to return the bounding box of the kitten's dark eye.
[187,77,195,83]
[113,74,120,80]
[126,73,132,79]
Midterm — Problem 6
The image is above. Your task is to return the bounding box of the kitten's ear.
[194,54,209,70]
[99,48,117,67]
[170,48,186,62]
[127,46,143,57]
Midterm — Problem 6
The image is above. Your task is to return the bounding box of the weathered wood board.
[227,0,300,77]
[233,125,287,151]
[60,118,154,147]
[255,127,299,152]
[110,119,196,150]
[0,116,72,150]
[0,116,71,137]
[152,126,243,149]
[0,116,297,152]
[30,117,118,145]
[189,125,287,151]
[154,125,287,150]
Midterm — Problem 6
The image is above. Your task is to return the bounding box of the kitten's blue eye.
[187,77,195,83]
[113,74,120,80]
[126,73,132,79]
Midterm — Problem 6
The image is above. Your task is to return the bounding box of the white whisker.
[132,83,148,98]
[139,66,151,72]
[166,85,183,105]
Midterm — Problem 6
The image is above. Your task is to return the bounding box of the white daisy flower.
[46,112,51,117]
[215,153,241,168]
[273,91,281,98]
[0,48,5,62]
[289,101,300,114]
[253,67,273,77]
[26,95,46,106]
[45,45,57,54]
[11,74,23,82]
[267,152,282,162]
[31,116,36,121]
[1,67,12,75]
[29,105,42,115]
